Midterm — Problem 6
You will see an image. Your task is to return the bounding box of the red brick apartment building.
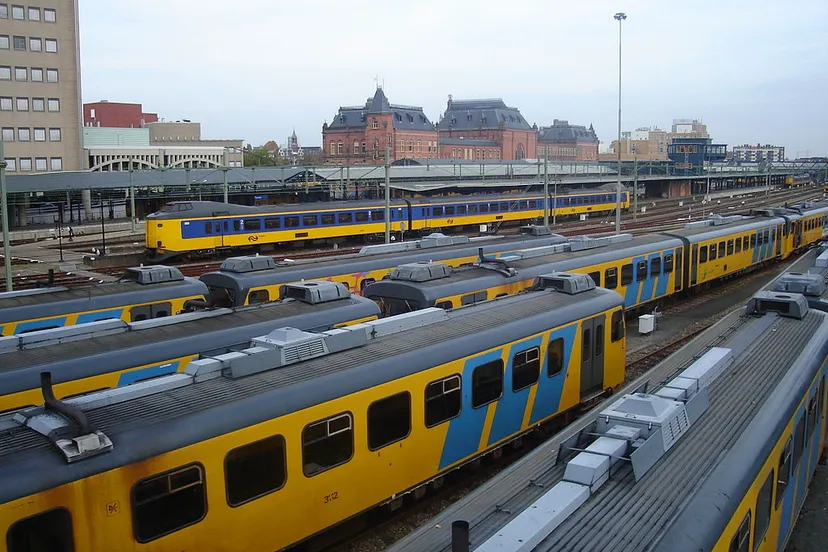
[83,101,158,128]
[321,88,438,165]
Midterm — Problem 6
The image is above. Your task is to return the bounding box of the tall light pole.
[614,12,627,234]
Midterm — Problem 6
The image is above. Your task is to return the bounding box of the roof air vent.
[123,265,185,284]
[391,262,452,282]
[280,281,350,304]
[519,225,553,237]
[772,273,826,297]
[745,291,809,319]
[533,272,596,294]
[220,255,278,273]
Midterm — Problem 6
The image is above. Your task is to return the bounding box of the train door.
[776,225,783,257]
[212,211,230,249]
[580,315,605,399]
[793,220,803,249]
[675,247,684,291]
[690,244,698,287]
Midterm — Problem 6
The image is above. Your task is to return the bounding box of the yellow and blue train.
[0,266,207,337]
[0,274,625,551]
[365,202,828,314]
[0,281,379,414]
[784,174,811,188]
[146,190,630,260]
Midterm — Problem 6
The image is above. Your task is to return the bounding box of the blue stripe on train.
[639,253,661,303]
[623,256,646,308]
[76,309,125,324]
[655,249,673,297]
[528,325,577,425]
[487,335,544,446]
[14,317,69,334]
[438,349,504,470]
[117,361,181,386]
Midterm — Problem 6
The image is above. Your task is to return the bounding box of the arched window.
[329,141,336,156]
[515,143,525,160]
[337,141,343,154]
[353,140,359,153]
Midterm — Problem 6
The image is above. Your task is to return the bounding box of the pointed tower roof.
[367,87,391,114]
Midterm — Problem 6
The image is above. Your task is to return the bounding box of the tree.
[243,147,279,166]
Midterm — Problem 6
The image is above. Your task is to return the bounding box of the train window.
[664,254,674,273]
[754,470,773,548]
[718,241,726,257]
[710,246,717,261]
[425,375,462,427]
[225,435,287,507]
[371,210,384,221]
[132,464,206,543]
[265,217,281,229]
[302,413,354,477]
[735,238,742,253]
[651,257,662,275]
[233,220,241,231]
[750,234,756,249]
[356,211,369,222]
[130,305,151,322]
[444,206,455,216]
[512,347,541,392]
[457,205,467,215]
[621,264,633,285]
[479,203,489,213]
[7,507,75,552]
[321,214,335,225]
[611,310,625,342]
[461,291,487,306]
[247,289,269,305]
[244,218,262,231]
[727,240,734,256]
[792,414,806,469]
[472,359,504,408]
[368,392,411,450]
[151,303,171,318]
[758,232,764,246]
[469,204,478,214]
[302,215,318,227]
[359,278,376,291]
[547,338,564,376]
[338,213,353,223]
[500,202,510,211]
[433,207,444,216]
[528,200,537,209]
[807,393,818,437]
[604,268,618,289]
[284,216,300,228]
[700,246,708,263]
[205,222,212,234]
[582,328,592,362]
[490,203,499,212]
[636,260,647,282]
[436,300,453,309]
[588,271,601,286]
[728,511,751,552]
[776,437,792,508]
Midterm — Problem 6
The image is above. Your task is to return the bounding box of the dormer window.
[372,119,378,129]
[397,113,403,122]
[467,113,472,121]
[407,113,414,123]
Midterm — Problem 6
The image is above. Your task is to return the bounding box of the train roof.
[364,234,682,302]
[147,190,625,220]
[0,289,380,395]
[386,295,828,552]
[663,213,782,241]
[0,276,207,325]
[0,284,623,503]
[198,233,570,294]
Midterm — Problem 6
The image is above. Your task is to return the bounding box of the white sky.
[79,0,828,156]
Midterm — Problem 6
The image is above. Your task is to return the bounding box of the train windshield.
[207,287,235,308]
[374,297,420,317]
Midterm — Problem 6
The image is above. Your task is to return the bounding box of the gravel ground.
[787,460,828,551]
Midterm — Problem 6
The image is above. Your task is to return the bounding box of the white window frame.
[32,98,45,112]
[1,128,13,141]
[19,157,32,171]
[33,128,46,141]
[0,35,9,49]
[46,68,58,82]
[44,38,57,53]
[11,4,23,20]
[44,8,56,22]
[14,67,26,81]
[16,97,28,111]
[50,157,63,170]
[49,128,61,141]
[17,128,30,141]
[27,6,39,20]
[35,157,47,171]
[47,98,59,112]
[0,66,10,80]
[0,97,12,111]
[30,68,43,82]
[5,158,16,171]
[29,37,42,52]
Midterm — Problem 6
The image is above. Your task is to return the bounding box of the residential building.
[1,0,83,173]
[537,120,598,162]
[667,137,727,175]
[437,96,536,161]
[731,144,785,163]
[83,100,158,128]
[601,126,669,161]
[669,118,709,139]
[322,87,438,165]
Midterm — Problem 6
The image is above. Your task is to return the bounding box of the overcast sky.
[80,0,828,156]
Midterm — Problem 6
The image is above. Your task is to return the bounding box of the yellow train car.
[0,276,625,551]
[146,191,630,261]
[0,266,207,337]
[0,282,379,414]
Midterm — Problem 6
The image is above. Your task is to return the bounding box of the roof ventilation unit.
[533,272,596,294]
[772,273,825,296]
[280,281,350,304]
[390,261,452,282]
[123,265,185,284]
[745,291,809,319]
[219,255,278,273]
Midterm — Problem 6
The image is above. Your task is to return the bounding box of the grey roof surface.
[326,88,435,132]
[538,121,598,143]
[438,98,533,131]
[0,286,623,504]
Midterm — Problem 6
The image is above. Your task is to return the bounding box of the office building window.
[32,98,45,111]
[47,98,59,112]
[33,128,46,141]
[45,38,57,53]
[27,6,39,20]
[13,35,25,50]
[16,97,28,111]
[0,35,8,49]
[0,5,7,18]
[31,68,42,81]
[49,128,61,141]
[44,8,55,22]
[11,4,22,19]
[50,157,62,170]
[4,158,16,171]
[14,67,26,81]
[1,128,13,141]
[35,157,47,171]
[18,128,30,141]
[29,37,42,51]
[46,68,58,82]
[0,66,9,80]
[0,97,11,110]
[19,158,32,171]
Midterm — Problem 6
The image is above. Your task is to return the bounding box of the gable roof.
[538,120,598,143]
[438,97,533,132]
[325,88,435,132]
